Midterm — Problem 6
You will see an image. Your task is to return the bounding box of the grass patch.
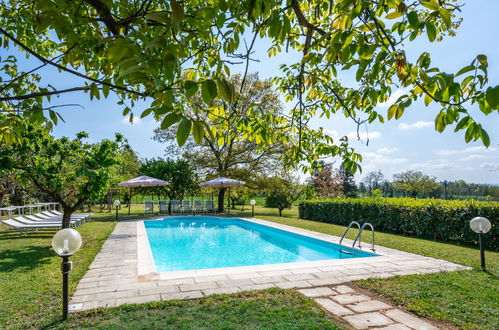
[45,289,340,329]
[0,214,116,329]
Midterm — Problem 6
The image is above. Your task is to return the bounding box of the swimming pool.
[144,216,377,272]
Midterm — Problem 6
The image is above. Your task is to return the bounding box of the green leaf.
[385,12,403,19]
[160,113,181,129]
[424,93,433,106]
[455,65,475,77]
[176,118,191,147]
[140,108,153,118]
[407,11,420,29]
[146,12,170,24]
[184,80,198,99]
[421,0,440,11]
[201,79,218,104]
[192,121,204,144]
[170,0,185,24]
[485,86,499,108]
[426,22,436,42]
[440,8,451,28]
[454,116,470,132]
[216,78,234,102]
[434,112,446,132]
[107,39,130,63]
[480,128,490,147]
[387,105,398,120]
[477,55,487,65]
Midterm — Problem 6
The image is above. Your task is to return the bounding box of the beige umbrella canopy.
[199,177,245,213]
[118,176,168,214]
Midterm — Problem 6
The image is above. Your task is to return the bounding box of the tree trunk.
[62,206,73,229]
[218,188,226,212]
[279,208,283,216]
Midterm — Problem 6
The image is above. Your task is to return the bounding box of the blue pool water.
[144,216,377,272]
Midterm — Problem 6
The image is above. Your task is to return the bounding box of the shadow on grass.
[0,229,57,240]
[0,244,53,272]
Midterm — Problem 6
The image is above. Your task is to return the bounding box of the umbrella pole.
[227,187,230,215]
[128,187,131,215]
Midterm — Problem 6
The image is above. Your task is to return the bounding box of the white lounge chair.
[16,216,80,227]
[144,200,154,215]
[182,200,192,214]
[193,200,204,214]
[158,200,169,214]
[171,200,181,214]
[1,219,63,236]
[205,200,215,213]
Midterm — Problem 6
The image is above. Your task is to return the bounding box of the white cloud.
[362,152,408,164]
[398,121,433,130]
[122,115,142,125]
[346,131,382,141]
[437,146,497,156]
[458,154,487,161]
[324,129,339,140]
[378,89,407,108]
[377,147,397,154]
[409,160,462,171]
[481,162,499,171]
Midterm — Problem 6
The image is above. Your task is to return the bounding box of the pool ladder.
[339,221,376,256]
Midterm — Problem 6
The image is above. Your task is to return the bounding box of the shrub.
[299,198,498,251]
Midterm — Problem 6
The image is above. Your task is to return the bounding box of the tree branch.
[0,87,89,101]
[0,27,146,97]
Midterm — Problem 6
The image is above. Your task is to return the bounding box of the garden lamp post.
[469,217,492,270]
[52,228,82,320]
[250,199,256,217]
[114,199,121,220]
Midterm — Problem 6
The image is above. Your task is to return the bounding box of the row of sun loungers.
[0,209,92,235]
[144,200,216,215]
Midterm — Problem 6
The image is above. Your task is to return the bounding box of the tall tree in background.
[362,170,385,194]
[393,170,440,198]
[154,74,286,211]
[0,126,122,227]
[310,162,344,198]
[140,158,198,202]
[109,144,141,208]
[338,164,358,198]
[1,1,496,174]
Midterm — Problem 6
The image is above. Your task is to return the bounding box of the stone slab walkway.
[69,217,469,322]
[298,285,440,329]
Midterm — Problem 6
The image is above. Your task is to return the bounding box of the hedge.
[299,198,498,251]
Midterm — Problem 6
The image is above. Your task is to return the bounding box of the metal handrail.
[339,221,361,254]
[352,222,375,252]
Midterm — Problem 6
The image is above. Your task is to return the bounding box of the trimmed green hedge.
[299,198,498,251]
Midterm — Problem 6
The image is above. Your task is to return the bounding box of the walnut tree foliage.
[1,0,497,173]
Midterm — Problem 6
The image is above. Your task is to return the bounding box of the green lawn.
[0,214,117,329]
[45,289,340,330]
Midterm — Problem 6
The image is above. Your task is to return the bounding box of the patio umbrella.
[118,176,168,214]
[199,177,245,213]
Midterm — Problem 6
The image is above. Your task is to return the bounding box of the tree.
[310,163,343,198]
[0,126,121,228]
[263,176,302,216]
[140,158,198,201]
[393,170,440,198]
[362,170,385,194]
[108,144,141,209]
[2,1,496,172]
[338,165,358,198]
[153,74,286,211]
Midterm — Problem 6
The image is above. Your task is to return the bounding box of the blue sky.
[3,0,498,184]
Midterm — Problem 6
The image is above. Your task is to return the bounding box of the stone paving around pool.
[69,218,469,329]
[299,285,439,329]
